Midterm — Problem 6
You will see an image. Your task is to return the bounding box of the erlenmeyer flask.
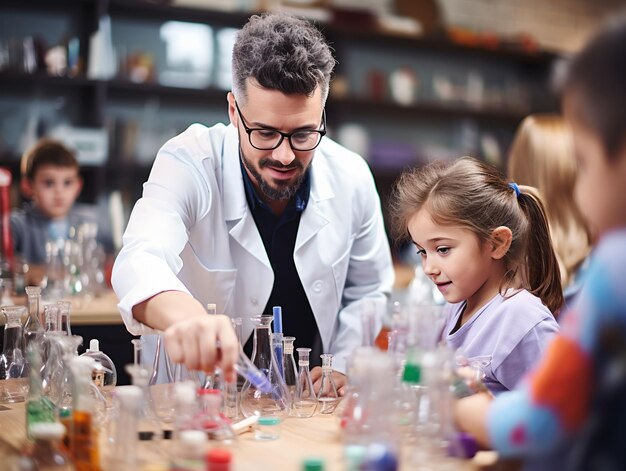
[149,334,200,423]
[282,336,297,398]
[317,353,340,414]
[240,315,289,420]
[0,306,28,403]
[124,363,165,451]
[51,334,83,413]
[291,347,317,418]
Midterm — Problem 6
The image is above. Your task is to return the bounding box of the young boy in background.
[11,138,90,268]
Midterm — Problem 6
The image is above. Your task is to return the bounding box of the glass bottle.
[43,304,60,333]
[0,306,28,403]
[317,353,340,414]
[124,363,164,448]
[26,344,56,439]
[24,285,44,348]
[291,347,317,418]
[108,385,142,470]
[68,356,101,471]
[282,336,297,398]
[239,315,290,420]
[80,339,117,403]
[28,422,76,471]
[197,389,236,444]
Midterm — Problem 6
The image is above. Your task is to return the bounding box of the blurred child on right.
[508,114,592,308]
[454,15,626,470]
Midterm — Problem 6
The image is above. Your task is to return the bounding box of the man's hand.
[164,314,239,382]
[133,291,239,382]
[310,367,347,397]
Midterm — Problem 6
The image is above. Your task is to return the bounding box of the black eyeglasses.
[235,101,326,151]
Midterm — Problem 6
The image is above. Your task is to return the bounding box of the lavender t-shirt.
[442,290,559,395]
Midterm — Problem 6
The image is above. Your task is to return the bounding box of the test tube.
[234,349,272,393]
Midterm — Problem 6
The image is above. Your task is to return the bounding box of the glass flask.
[47,334,83,411]
[291,347,317,418]
[239,315,290,420]
[24,286,44,348]
[282,336,298,398]
[0,306,28,403]
[198,389,236,444]
[80,339,117,403]
[124,363,164,447]
[317,353,340,414]
[28,422,75,471]
[26,344,56,439]
[57,300,72,336]
[149,334,200,423]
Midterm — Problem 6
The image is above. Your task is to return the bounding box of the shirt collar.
[239,154,310,214]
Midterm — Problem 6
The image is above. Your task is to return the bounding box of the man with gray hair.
[112,13,394,393]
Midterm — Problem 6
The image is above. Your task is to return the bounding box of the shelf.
[328,96,527,125]
[0,72,96,91]
[107,0,250,28]
[106,79,229,103]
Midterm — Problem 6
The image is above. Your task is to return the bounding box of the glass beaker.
[317,353,340,414]
[240,315,290,420]
[291,347,317,418]
[0,305,28,403]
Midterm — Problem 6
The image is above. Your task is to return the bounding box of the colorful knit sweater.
[487,228,626,457]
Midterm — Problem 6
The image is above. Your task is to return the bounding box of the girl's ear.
[489,226,513,260]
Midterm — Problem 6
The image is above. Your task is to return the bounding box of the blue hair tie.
[509,182,521,198]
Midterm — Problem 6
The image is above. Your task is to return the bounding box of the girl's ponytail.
[517,185,563,314]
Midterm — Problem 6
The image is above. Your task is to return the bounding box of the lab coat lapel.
[222,126,271,271]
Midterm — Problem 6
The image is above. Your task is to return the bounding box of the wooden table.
[0,396,498,471]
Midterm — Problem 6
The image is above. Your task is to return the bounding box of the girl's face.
[407,208,507,315]
[565,101,626,236]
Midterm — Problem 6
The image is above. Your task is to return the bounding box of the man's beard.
[241,150,307,201]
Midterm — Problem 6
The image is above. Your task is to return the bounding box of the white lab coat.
[112,123,394,375]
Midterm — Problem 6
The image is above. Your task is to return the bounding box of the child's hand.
[310,367,347,396]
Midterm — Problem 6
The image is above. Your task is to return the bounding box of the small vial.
[254,416,281,441]
[206,448,232,471]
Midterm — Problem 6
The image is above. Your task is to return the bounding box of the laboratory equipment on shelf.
[0,305,28,403]
[291,347,317,418]
[317,353,340,414]
[240,315,290,420]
